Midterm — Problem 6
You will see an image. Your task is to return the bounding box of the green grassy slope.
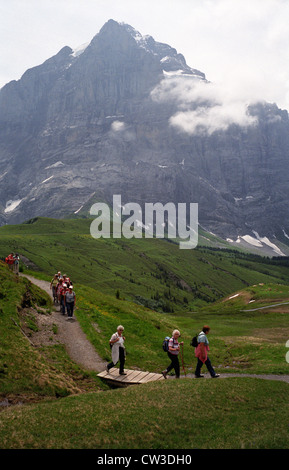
[0,378,288,449]
[1,217,289,313]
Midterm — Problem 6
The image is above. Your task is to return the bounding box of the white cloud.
[110,120,136,142]
[151,76,258,135]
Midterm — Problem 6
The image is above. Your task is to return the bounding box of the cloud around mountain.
[151,76,259,135]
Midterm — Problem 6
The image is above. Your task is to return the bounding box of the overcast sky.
[1,0,289,111]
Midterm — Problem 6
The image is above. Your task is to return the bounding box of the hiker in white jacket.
[106,325,126,375]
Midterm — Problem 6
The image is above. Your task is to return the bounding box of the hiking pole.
[180,343,187,377]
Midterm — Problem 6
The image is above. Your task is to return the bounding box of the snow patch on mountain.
[111,121,126,132]
[282,229,289,240]
[74,205,84,214]
[45,161,64,170]
[163,70,201,79]
[4,199,22,213]
[235,232,286,256]
[252,231,285,256]
[71,42,89,58]
[240,235,263,247]
[41,175,54,184]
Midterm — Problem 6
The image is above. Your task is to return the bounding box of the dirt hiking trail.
[21,274,107,373]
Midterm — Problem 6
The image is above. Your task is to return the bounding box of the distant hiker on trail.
[60,283,68,315]
[194,325,220,379]
[56,278,63,300]
[162,329,183,379]
[13,253,20,274]
[57,279,66,314]
[57,271,63,280]
[50,274,59,303]
[63,274,71,287]
[65,285,76,319]
[106,325,126,375]
[5,253,15,271]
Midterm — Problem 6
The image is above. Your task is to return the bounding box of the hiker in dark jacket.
[13,253,20,274]
[162,329,183,379]
[65,285,76,319]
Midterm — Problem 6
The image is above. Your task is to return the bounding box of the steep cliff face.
[0,19,289,254]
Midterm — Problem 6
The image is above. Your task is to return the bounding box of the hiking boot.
[212,374,220,378]
[119,372,127,375]
[195,374,204,378]
[162,370,168,379]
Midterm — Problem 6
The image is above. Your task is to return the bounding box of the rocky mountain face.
[1,19,289,256]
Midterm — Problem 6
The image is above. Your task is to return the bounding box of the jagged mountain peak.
[90,19,138,48]
[76,20,205,79]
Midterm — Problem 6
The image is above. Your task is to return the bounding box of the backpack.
[190,334,199,348]
[162,336,170,352]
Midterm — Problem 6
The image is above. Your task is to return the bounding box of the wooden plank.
[97,368,165,386]
[139,373,165,383]
[122,371,150,383]
[139,373,163,383]
[129,371,151,383]
[107,367,124,378]
[99,368,140,383]
[97,368,125,380]
[119,370,145,383]
[113,369,138,382]
[97,371,108,378]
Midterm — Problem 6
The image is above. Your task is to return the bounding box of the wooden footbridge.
[97,368,165,387]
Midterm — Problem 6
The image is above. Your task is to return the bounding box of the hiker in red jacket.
[63,274,71,287]
[194,326,220,378]
[59,282,67,315]
[5,253,15,271]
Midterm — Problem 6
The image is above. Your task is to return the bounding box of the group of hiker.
[106,324,220,379]
[5,252,20,274]
[162,326,220,379]
[50,271,76,319]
